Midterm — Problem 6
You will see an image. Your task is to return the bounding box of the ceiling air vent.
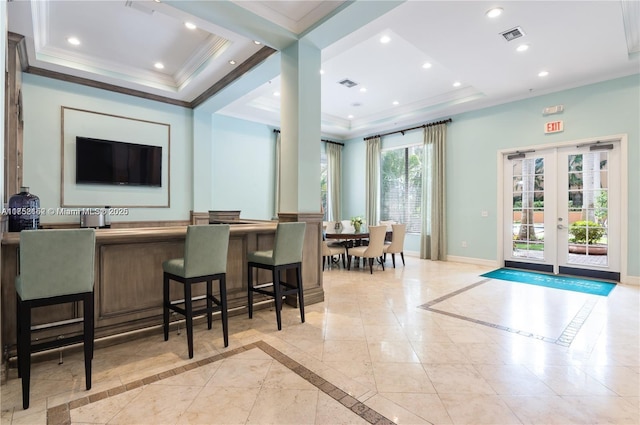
[500,27,525,42]
[124,0,155,15]
[338,79,358,88]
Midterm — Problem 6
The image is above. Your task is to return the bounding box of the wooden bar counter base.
[0,214,324,364]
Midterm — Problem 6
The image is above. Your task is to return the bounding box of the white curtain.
[326,142,342,221]
[365,137,381,228]
[420,124,447,260]
[273,131,281,220]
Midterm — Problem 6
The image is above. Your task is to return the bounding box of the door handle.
[557,224,565,229]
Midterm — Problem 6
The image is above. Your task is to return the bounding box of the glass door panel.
[561,149,616,274]
[508,156,548,262]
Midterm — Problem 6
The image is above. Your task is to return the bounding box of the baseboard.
[621,274,640,286]
[446,255,499,268]
[405,252,497,268]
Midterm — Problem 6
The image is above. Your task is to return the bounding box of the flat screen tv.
[75,137,162,187]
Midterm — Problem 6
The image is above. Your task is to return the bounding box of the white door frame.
[496,134,628,282]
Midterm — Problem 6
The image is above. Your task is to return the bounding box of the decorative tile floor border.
[46,341,396,425]
[418,278,598,346]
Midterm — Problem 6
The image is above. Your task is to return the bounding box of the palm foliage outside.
[381,146,423,233]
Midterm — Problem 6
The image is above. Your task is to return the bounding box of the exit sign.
[545,120,564,133]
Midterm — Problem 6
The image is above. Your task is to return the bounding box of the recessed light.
[392,101,399,106]
[486,7,503,18]
[538,71,549,77]
[154,62,164,69]
[516,44,529,52]
[253,40,261,45]
[229,60,236,65]
[273,91,280,97]
[422,62,432,69]
[348,115,354,119]
[380,35,391,44]
[67,37,80,46]
[360,87,367,93]
[453,81,461,87]
[184,22,196,30]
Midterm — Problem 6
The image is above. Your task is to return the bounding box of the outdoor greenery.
[381,146,423,233]
[513,154,609,246]
[595,190,608,224]
[569,220,606,245]
[514,242,544,251]
[515,157,544,241]
[512,200,544,209]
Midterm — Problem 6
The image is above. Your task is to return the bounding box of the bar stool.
[15,228,96,410]
[247,222,306,330]
[163,224,230,359]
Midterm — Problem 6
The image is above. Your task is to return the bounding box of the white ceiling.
[7,1,640,140]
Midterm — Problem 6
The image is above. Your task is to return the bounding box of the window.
[381,145,423,233]
[320,150,328,220]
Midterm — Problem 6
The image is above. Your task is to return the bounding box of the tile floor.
[1,258,638,424]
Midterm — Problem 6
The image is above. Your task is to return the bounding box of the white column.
[279,40,321,214]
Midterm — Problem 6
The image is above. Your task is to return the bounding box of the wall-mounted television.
[75,136,162,187]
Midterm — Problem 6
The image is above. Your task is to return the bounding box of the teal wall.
[343,74,640,276]
[210,114,276,220]
[20,74,193,224]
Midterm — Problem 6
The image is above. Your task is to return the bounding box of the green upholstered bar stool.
[15,228,96,410]
[247,222,306,330]
[163,224,230,359]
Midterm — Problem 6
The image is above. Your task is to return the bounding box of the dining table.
[324,228,370,245]
[324,228,368,268]
[324,225,392,269]
[324,225,392,245]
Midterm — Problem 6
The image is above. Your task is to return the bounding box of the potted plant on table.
[351,216,365,233]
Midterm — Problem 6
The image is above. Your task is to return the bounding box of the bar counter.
[1,220,324,360]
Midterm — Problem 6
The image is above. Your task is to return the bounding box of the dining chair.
[247,222,306,330]
[383,223,407,267]
[163,224,230,359]
[379,220,396,243]
[379,220,397,232]
[347,225,386,274]
[322,240,346,270]
[341,219,354,233]
[15,228,96,409]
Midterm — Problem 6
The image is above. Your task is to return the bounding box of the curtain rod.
[272,129,344,146]
[363,118,452,141]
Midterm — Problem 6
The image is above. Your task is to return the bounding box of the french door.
[503,139,621,281]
